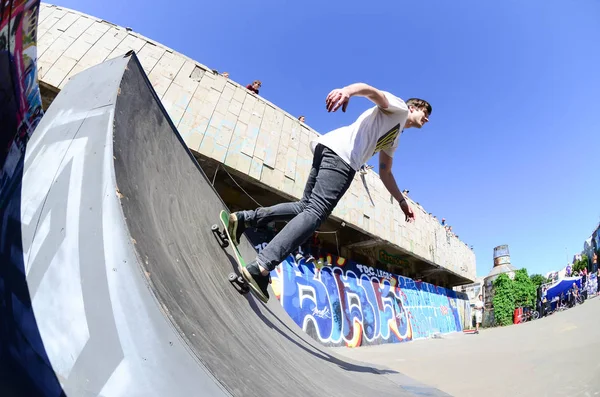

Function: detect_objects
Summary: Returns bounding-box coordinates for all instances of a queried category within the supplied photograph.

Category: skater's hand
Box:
[326,88,351,112]
[400,200,415,223]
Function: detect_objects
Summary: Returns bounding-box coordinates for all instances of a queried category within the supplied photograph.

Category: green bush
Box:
[530,273,550,288]
[513,269,537,308]
[492,273,515,326]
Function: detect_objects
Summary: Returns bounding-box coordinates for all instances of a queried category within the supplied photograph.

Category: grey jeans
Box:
[239,144,356,270]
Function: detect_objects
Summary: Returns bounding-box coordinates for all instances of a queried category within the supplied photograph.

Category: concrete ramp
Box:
[0,52,449,396]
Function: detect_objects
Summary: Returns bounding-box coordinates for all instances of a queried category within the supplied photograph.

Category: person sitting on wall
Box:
[246,80,261,94]
[359,164,374,174]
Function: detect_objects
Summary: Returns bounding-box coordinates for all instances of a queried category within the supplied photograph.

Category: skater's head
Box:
[405,98,431,129]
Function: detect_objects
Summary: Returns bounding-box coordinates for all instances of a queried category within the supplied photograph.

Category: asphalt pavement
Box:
[335,295,600,397]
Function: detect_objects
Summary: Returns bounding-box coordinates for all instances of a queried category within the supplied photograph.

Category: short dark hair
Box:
[406,98,432,116]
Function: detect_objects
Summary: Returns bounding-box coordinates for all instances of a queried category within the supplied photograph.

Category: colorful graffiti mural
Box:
[247,230,470,347]
[0,0,44,190]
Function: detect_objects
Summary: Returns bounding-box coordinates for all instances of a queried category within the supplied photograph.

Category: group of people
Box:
[539,269,600,316]
[539,282,582,315]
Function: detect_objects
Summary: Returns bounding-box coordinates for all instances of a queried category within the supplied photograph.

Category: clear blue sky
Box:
[55,0,600,277]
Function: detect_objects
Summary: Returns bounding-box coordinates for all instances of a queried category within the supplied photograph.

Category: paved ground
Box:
[335,295,600,397]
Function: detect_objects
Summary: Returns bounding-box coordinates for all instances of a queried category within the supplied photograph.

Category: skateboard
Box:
[212,210,269,303]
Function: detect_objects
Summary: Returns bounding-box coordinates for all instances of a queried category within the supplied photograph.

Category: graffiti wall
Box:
[0,0,52,392]
[0,0,44,192]
[247,230,470,347]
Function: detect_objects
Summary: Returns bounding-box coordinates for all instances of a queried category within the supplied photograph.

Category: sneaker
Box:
[228,212,246,246]
[242,260,270,301]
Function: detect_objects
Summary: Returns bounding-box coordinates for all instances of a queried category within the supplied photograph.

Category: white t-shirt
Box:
[475,300,483,311]
[310,92,409,171]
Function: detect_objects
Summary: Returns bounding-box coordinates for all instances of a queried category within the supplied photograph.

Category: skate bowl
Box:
[0,51,450,396]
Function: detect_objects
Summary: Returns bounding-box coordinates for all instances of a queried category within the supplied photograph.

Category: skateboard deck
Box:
[212,210,269,303]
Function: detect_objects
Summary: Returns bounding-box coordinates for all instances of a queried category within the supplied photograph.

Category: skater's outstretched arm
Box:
[325,83,389,113]
[379,151,415,222]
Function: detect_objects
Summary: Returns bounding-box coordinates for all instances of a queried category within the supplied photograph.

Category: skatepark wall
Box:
[0,0,45,191]
[0,0,50,391]
[33,2,477,283]
[248,231,472,347]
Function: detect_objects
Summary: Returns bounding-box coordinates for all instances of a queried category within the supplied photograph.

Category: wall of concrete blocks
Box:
[36,3,477,282]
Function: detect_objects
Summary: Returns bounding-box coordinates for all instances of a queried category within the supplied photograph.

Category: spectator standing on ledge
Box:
[298,115,306,123]
[246,80,261,94]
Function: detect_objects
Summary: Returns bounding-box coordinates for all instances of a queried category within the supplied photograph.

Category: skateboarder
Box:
[228,83,431,300]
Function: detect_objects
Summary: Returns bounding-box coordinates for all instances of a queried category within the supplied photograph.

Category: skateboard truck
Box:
[228,272,250,294]
[211,224,229,248]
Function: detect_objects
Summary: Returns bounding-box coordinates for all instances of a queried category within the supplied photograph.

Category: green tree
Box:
[530,273,549,288]
[513,268,537,308]
[492,273,515,326]
[573,255,589,273]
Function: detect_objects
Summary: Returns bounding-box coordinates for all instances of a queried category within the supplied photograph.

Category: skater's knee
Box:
[304,203,331,224]
[297,198,309,212]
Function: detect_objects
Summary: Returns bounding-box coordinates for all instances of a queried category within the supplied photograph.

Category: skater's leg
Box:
[228,148,319,244]
[255,146,355,273]
[237,164,317,228]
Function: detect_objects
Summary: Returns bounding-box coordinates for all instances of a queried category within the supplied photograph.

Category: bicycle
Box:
[518,308,539,323]
[553,299,568,313]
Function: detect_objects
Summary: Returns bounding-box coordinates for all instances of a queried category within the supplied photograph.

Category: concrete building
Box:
[456,277,485,305]
[481,245,517,325]
[34,2,476,288]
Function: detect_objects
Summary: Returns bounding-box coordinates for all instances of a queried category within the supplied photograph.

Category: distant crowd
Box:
[402,188,472,251]
[539,267,599,316]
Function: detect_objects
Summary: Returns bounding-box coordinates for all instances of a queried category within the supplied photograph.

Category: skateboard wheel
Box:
[237,276,245,285]
[211,224,219,232]
[228,273,237,282]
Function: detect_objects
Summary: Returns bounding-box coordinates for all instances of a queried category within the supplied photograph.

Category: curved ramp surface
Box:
[3,52,450,396]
